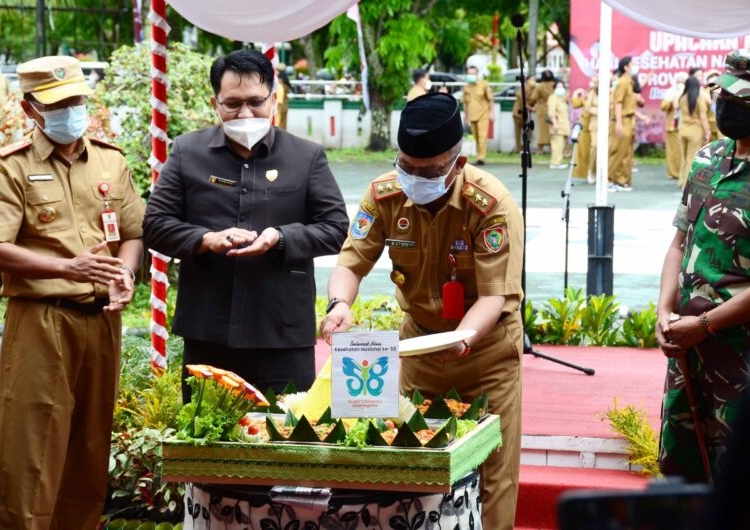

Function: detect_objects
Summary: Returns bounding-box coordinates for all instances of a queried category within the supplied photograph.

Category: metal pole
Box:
[35,0,45,57]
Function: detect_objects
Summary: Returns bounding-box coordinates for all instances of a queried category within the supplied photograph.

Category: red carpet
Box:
[315,341,666,529]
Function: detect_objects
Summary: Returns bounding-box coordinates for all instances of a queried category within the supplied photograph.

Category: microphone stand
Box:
[514,20,594,376]
[561,122,583,291]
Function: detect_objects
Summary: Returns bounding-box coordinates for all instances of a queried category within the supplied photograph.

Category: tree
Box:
[97,42,216,198]
[325,0,470,151]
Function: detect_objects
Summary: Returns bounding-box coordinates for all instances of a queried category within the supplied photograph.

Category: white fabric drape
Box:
[603,0,750,39]
[167,0,359,42]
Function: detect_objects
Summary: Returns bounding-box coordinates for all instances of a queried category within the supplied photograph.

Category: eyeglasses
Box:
[393,154,460,179]
[216,94,272,113]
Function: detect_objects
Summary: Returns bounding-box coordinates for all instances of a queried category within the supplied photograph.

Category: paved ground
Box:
[319,157,680,311]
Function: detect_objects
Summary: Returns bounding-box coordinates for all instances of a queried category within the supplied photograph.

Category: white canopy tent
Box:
[603,0,750,39]
[167,0,359,42]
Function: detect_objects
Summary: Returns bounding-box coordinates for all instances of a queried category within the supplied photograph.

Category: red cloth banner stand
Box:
[149,0,171,375]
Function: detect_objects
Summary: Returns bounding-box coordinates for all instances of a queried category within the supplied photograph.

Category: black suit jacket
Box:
[142,126,348,348]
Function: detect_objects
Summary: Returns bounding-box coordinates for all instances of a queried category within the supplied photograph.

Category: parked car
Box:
[428,71,465,95]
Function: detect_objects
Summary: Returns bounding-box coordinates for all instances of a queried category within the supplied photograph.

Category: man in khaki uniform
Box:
[661,72,687,180]
[0,56,144,529]
[463,65,494,165]
[321,93,524,530]
[607,56,637,191]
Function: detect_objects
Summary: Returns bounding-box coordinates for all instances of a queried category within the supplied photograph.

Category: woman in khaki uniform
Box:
[511,78,535,154]
[571,85,590,178]
[661,73,687,180]
[608,57,637,191]
[462,65,494,165]
[530,69,555,154]
[677,75,710,188]
[583,77,600,183]
[547,81,571,168]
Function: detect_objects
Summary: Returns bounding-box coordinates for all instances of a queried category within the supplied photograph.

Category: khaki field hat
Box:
[708,49,750,99]
[17,55,93,104]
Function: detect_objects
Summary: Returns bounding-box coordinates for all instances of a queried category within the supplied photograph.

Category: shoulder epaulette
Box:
[88,136,123,152]
[461,181,497,214]
[371,177,403,201]
[0,138,32,159]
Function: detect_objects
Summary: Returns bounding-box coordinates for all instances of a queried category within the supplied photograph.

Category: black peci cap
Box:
[397,92,463,158]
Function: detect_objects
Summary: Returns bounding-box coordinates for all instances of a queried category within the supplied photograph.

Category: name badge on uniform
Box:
[28,174,54,182]
[99,182,121,242]
[208,175,237,186]
[102,210,121,242]
[385,239,415,249]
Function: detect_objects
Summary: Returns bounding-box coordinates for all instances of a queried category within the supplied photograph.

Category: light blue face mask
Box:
[395,155,459,205]
[36,104,89,144]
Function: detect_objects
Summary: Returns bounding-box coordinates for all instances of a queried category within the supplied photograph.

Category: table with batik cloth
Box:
[161,414,501,529]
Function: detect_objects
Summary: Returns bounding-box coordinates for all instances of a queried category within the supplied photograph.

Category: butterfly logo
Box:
[342,356,389,396]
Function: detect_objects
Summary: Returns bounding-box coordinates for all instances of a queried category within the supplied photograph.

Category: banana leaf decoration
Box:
[421,390,488,420]
[407,388,426,406]
[365,415,457,448]
[266,407,346,443]
[257,382,299,414]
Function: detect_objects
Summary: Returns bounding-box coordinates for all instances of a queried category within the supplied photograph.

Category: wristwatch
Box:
[275,227,285,251]
[326,298,347,314]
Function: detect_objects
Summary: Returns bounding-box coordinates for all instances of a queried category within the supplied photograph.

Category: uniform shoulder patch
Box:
[371,177,403,201]
[461,182,497,214]
[0,138,32,159]
[88,136,123,152]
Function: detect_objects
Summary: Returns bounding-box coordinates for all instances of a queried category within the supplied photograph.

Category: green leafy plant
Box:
[315,294,404,334]
[535,287,586,345]
[523,299,543,346]
[580,294,621,346]
[620,303,658,348]
[114,334,183,432]
[98,42,216,198]
[605,399,661,477]
[107,427,183,523]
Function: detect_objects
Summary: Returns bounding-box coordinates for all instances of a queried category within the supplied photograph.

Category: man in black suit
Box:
[143,49,349,400]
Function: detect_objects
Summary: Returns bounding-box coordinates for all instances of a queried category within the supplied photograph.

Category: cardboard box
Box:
[161,414,501,493]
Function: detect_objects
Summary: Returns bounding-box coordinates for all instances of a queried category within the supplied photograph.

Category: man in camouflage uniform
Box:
[655,49,750,483]
[321,93,524,530]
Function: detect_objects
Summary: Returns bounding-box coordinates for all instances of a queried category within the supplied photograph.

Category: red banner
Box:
[570,0,750,143]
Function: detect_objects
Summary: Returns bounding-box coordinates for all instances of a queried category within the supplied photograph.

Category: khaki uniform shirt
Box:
[463,81,493,121]
[407,85,428,102]
[678,95,708,135]
[0,129,144,302]
[612,73,636,118]
[585,89,599,133]
[547,93,571,136]
[337,165,524,333]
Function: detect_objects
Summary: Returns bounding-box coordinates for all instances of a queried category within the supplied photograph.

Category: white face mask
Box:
[554,87,566,97]
[395,155,458,205]
[221,116,271,150]
[35,104,89,145]
[424,80,433,91]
